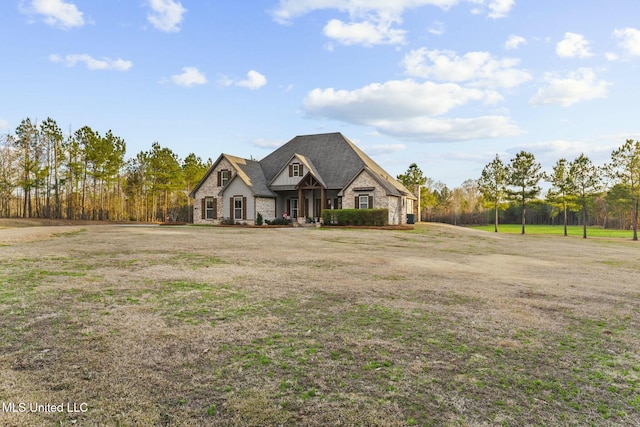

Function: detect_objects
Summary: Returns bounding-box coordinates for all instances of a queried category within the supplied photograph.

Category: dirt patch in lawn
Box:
[0,222,638,426]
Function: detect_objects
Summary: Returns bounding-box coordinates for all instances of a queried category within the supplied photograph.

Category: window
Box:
[205,197,215,219]
[290,198,298,218]
[355,194,373,209]
[289,163,303,177]
[359,195,369,209]
[221,170,230,186]
[234,197,243,220]
[217,170,230,186]
[201,197,217,219]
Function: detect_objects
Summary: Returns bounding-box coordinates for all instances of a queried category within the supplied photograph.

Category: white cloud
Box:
[505,34,526,50]
[218,75,234,87]
[605,52,619,61]
[237,70,268,90]
[147,0,186,32]
[304,80,489,119]
[365,144,407,155]
[613,27,640,56]
[303,79,521,141]
[26,0,84,29]
[271,1,487,24]
[529,68,610,107]
[520,139,616,167]
[556,32,593,58]
[221,71,267,90]
[49,54,132,71]
[323,18,406,46]
[402,48,532,89]
[253,139,285,149]
[487,0,515,19]
[171,67,207,86]
[0,119,9,130]
[427,20,445,35]
[375,116,522,141]
[270,1,513,46]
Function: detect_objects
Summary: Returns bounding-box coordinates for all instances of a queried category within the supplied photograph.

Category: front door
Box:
[289,198,298,218]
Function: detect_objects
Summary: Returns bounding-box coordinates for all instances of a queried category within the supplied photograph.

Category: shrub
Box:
[256,212,263,226]
[265,218,291,226]
[322,209,388,226]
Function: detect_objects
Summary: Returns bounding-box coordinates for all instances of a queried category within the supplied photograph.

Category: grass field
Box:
[0,221,639,426]
[470,223,637,238]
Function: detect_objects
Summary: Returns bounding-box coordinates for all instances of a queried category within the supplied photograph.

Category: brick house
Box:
[190,132,416,225]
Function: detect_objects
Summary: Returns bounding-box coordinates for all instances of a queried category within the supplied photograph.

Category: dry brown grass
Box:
[0,220,639,426]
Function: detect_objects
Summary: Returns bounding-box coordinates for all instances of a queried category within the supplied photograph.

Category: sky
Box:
[2,0,640,187]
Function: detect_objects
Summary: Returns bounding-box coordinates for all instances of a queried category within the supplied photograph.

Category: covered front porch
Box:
[275,175,341,223]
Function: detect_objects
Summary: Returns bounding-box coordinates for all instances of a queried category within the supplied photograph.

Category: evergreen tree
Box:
[507,151,542,234]
[608,139,640,241]
[569,154,601,238]
[544,158,576,236]
[478,154,508,232]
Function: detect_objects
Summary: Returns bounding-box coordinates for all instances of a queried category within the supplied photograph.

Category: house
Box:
[190,132,416,225]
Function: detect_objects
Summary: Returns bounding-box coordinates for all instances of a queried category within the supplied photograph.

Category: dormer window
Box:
[289,163,303,177]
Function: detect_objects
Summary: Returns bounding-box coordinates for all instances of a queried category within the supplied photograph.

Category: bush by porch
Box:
[322,208,389,226]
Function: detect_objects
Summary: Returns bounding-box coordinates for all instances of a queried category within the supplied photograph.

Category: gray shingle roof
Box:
[259,132,415,198]
[192,132,415,200]
[225,155,275,198]
[260,133,362,189]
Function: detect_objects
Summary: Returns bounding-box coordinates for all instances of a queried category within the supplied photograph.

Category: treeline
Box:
[0,117,210,222]
[3,116,638,237]
[398,140,640,240]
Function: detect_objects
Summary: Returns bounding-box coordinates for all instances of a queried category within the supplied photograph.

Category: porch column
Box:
[298,187,304,217]
[320,187,326,218]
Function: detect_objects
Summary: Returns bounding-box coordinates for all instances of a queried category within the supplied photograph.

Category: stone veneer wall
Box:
[342,171,387,210]
[193,157,235,225]
[255,197,276,223]
[342,170,406,225]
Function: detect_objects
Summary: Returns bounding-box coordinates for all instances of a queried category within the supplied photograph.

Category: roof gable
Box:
[190,153,274,198]
[229,156,275,198]
[339,167,416,199]
[268,153,328,188]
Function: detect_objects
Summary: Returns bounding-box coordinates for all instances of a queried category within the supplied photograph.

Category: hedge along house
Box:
[190,132,416,225]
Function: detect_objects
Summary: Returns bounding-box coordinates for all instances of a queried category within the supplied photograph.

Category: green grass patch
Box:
[52,228,87,238]
[469,224,635,238]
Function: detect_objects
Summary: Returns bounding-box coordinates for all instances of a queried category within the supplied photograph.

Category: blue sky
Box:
[2,0,640,187]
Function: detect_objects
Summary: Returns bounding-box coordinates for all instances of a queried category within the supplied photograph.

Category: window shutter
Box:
[212,198,218,219]
[217,171,221,186]
[201,198,205,219]
[355,197,359,209]
[242,197,247,220]
[287,199,290,215]
[368,196,373,209]
[300,165,304,176]
[230,197,233,219]
[289,165,293,177]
